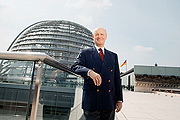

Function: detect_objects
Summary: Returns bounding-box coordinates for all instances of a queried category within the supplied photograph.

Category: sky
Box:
[0,0,180,72]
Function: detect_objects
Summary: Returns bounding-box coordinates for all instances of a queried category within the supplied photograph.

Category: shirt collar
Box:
[95,45,105,54]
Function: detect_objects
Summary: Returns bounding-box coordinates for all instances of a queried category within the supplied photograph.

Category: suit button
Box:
[110,70,113,72]
[92,68,95,70]
[108,90,111,92]
[97,89,99,92]
[108,80,111,83]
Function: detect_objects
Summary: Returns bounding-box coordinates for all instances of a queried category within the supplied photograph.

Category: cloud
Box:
[65,0,112,10]
[131,45,156,65]
[77,15,93,26]
[65,0,112,28]
[133,45,154,52]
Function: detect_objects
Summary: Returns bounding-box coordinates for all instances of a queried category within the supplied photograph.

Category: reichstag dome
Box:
[0,20,94,119]
[9,20,94,66]
[1,20,94,85]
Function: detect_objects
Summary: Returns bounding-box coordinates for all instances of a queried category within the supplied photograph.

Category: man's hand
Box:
[116,101,122,113]
[89,70,102,86]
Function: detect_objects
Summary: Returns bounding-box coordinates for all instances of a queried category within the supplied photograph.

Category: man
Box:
[71,27,123,120]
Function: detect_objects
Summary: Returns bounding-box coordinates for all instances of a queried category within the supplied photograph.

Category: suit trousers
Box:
[84,110,115,120]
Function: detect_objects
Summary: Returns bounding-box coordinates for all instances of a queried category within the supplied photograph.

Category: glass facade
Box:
[9,20,94,67]
[3,20,94,86]
[0,60,33,119]
[134,65,180,76]
[0,59,81,120]
[0,20,94,119]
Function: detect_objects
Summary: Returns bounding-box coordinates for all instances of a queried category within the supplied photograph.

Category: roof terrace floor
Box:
[116,90,180,120]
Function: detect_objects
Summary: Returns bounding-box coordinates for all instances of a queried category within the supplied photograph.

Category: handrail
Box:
[120,68,134,77]
[0,51,81,120]
[0,51,80,77]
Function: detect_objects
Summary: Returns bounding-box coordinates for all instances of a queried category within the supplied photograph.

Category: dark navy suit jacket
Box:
[71,46,123,110]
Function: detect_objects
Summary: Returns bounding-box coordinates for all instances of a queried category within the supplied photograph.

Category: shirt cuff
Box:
[87,70,92,76]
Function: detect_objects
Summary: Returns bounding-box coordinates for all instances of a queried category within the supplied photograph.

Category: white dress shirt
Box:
[95,45,105,55]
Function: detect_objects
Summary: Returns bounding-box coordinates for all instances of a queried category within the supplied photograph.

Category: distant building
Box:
[0,20,94,119]
[121,65,180,92]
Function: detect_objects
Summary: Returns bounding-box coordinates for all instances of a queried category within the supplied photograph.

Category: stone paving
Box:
[115,90,180,120]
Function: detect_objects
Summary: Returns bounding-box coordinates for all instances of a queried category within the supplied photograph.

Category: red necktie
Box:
[98,48,104,61]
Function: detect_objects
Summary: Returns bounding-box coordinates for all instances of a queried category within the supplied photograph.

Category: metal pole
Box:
[126,60,127,72]
[128,75,131,90]
[26,61,36,120]
[30,60,43,120]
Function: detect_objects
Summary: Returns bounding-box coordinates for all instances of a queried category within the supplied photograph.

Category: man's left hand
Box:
[116,101,122,113]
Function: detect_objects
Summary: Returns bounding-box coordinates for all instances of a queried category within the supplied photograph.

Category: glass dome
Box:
[9,20,94,67]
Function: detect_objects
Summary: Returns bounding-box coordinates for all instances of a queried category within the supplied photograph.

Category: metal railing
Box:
[0,51,80,120]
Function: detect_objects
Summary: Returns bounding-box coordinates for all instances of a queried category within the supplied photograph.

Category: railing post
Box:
[30,60,43,120]
[26,61,36,120]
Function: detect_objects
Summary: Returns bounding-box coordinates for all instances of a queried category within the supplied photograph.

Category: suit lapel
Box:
[90,46,103,68]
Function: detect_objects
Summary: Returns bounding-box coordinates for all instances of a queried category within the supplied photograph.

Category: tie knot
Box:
[98,48,103,52]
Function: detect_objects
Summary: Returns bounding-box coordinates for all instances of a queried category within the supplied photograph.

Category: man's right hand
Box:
[89,70,102,86]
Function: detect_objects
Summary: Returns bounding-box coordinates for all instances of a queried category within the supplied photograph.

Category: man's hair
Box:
[92,27,107,35]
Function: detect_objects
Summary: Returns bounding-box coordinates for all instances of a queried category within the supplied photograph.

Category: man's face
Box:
[93,28,107,47]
